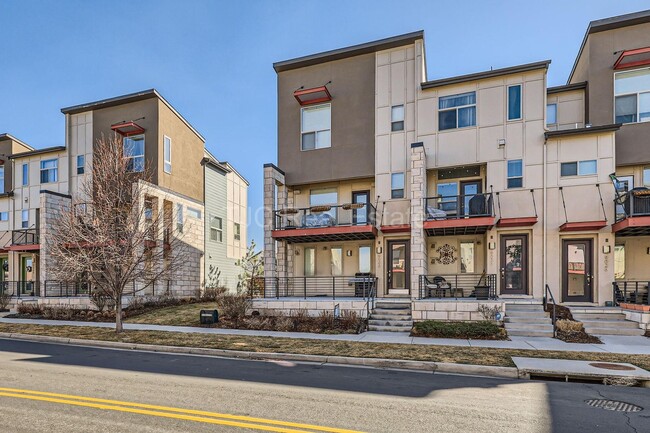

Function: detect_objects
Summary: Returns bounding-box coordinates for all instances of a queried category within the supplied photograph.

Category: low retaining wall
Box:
[251,298,370,318]
[412,300,506,321]
[622,309,650,331]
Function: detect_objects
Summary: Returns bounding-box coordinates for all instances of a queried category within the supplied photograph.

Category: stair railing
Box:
[543,284,557,338]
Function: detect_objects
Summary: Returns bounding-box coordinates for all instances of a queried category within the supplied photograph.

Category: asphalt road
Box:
[0,338,647,433]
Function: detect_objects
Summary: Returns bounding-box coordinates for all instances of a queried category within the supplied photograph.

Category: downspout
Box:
[543,138,547,296]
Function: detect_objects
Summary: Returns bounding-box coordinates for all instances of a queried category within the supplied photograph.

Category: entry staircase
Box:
[368,300,413,332]
[570,307,644,336]
[504,303,554,337]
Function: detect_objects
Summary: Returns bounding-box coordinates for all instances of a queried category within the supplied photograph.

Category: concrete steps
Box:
[569,307,644,336]
[504,303,553,338]
[369,301,412,333]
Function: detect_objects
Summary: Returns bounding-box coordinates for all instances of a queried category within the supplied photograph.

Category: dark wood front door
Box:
[562,239,594,303]
[352,190,369,225]
[387,240,410,294]
[500,234,528,295]
[460,180,482,216]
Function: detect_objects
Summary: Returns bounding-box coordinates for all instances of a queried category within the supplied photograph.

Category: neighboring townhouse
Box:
[261,14,647,326]
[2,89,248,302]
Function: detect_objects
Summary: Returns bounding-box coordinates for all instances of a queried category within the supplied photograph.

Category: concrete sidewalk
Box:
[1,317,649,355]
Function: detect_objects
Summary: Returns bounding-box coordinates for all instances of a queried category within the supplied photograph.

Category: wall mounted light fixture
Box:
[346,250,353,257]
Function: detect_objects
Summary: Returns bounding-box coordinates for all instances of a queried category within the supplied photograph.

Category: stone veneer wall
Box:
[411,300,507,321]
[251,298,371,318]
[623,310,650,331]
[39,190,72,285]
[263,165,286,293]
[410,144,428,298]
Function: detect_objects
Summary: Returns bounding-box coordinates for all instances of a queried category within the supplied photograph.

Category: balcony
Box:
[261,275,377,299]
[423,192,495,236]
[9,229,40,251]
[612,189,650,236]
[418,274,497,299]
[272,203,377,243]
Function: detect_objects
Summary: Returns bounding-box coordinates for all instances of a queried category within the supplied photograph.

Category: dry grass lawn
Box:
[1,323,649,370]
[126,302,220,326]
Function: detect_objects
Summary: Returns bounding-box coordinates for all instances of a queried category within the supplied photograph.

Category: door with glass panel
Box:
[500,234,528,295]
[460,180,482,217]
[562,239,593,303]
[387,240,409,294]
[351,191,369,225]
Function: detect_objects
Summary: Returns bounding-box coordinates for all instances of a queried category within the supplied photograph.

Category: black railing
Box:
[0,281,41,297]
[543,284,557,337]
[44,281,92,297]
[424,192,493,221]
[273,203,377,230]
[418,274,497,299]
[613,281,649,306]
[262,276,377,300]
[12,229,39,245]
[614,189,650,222]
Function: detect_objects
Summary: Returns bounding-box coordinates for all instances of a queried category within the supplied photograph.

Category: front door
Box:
[387,240,409,295]
[352,190,369,225]
[20,255,34,296]
[500,234,528,295]
[562,239,593,303]
[460,180,482,216]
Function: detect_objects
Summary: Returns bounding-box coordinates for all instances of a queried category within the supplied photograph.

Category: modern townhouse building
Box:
[261,11,650,334]
[2,89,248,304]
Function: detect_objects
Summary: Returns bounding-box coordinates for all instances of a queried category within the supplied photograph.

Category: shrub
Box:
[42,305,75,321]
[200,286,227,302]
[477,304,503,321]
[218,293,251,324]
[338,310,364,332]
[556,319,584,333]
[90,289,110,312]
[411,320,506,340]
[17,303,42,315]
[0,289,10,310]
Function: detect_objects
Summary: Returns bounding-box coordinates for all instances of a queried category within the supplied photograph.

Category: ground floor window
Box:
[359,246,371,273]
[304,247,316,276]
[330,247,343,276]
[460,241,475,273]
[614,244,625,280]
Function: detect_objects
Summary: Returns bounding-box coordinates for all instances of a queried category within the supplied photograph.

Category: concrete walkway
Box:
[1,317,649,355]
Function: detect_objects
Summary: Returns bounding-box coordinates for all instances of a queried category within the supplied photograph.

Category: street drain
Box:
[585,399,643,412]
[589,362,636,371]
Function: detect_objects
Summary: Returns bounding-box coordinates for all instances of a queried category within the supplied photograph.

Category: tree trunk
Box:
[115,295,123,333]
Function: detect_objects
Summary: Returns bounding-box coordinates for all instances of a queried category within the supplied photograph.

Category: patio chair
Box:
[426,276,459,298]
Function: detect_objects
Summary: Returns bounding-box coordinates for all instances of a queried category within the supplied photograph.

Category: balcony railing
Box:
[613,281,649,306]
[43,281,92,297]
[614,189,650,222]
[424,192,493,221]
[12,229,39,245]
[273,203,376,230]
[0,281,41,297]
[261,275,377,299]
[418,274,497,299]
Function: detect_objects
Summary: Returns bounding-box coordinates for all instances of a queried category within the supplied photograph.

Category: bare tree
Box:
[45,133,192,332]
[235,240,264,296]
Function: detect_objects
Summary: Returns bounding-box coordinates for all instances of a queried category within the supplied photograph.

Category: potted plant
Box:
[473,271,491,300]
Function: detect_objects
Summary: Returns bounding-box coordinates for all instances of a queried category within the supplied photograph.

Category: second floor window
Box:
[391,105,404,131]
[391,172,405,199]
[123,135,145,172]
[507,85,522,120]
[77,155,85,175]
[0,212,7,221]
[164,136,172,173]
[507,160,523,188]
[234,222,241,240]
[561,160,597,177]
[301,104,331,150]
[176,203,183,233]
[210,216,223,242]
[21,209,29,228]
[22,163,28,186]
[615,67,650,124]
[40,159,58,183]
[546,103,557,125]
[439,92,476,130]
[0,166,4,194]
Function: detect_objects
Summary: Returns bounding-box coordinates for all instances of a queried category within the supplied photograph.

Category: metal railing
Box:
[418,274,497,299]
[262,276,377,300]
[12,229,39,245]
[273,203,377,230]
[424,192,493,221]
[614,189,650,222]
[543,284,557,338]
[0,281,41,297]
[43,281,92,297]
[612,281,649,306]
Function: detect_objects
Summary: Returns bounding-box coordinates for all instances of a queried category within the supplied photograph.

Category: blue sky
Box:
[0,0,648,245]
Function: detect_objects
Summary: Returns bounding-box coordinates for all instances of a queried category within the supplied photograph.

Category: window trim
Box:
[163,135,172,174]
[304,246,316,277]
[123,134,145,173]
[187,207,202,219]
[76,155,85,175]
[22,163,29,186]
[0,165,4,194]
[330,246,343,276]
[210,215,223,243]
[176,203,184,233]
[506,159,523,189]
[0,211,8,222]
[300,103,331,151]
[21,209,29,228]
[438,91,477,131]
[40,159,58,184]
[391,105,405,132]
[234,222,241,241]
[546,103,558,126]
[560,160,598,177]
[507,84,522,121]
[614,67,650,124]
[391,172,405,199]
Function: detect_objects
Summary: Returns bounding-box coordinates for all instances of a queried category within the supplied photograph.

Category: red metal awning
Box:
[6,244,40,251]
[293,86,332,106]
[272,225,376,243]
[559,221,607,232]
[380,224,411,234]
[424,216,495,236]
[612,216,650,236]
[614,47,650,70]
[496,217,538,228]
[111,121,145,137]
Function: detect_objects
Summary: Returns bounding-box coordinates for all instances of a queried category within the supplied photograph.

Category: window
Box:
[507,85,522,120]
[438,92,476,130]
[22,163,28,186]
[123,135,145,172]
[391,105,404,131]
[0,212,8,221]
[310,188,338,220]
[21,210,28,228]
[210,216,223,242]
[614,245,625,280]
[331,247,343,276]
[176,203,183,233]
[40,159,58,183]
[614,68,650,123]
[460,242,475,274]
[0,166,4,194]
[358,246,371,273]
[163,136,172,173]
[507,160,523,188]
[644,167,650,186]
[546,103,557,125]
[77,155,85,175]
[304,247,316,276]
[301,104,331,150]
[188,207,201,219]
[437,182,458,212]
[391,172,405,199]
[234,222,241,240]
[560,160,597,177]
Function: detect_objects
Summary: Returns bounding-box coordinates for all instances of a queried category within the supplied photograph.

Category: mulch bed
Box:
[556,330,602,344]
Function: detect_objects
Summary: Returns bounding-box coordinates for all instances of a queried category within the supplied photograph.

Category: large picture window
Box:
[615,68,650,123]
[301,104,331,150]
[310,188,337,221]
[439,92,476,130]
[40,159,58,183]
[123,135,145,172]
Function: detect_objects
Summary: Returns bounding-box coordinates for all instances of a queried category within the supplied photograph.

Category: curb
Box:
[0,332,519,379]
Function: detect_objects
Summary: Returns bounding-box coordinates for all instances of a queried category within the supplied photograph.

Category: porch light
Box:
[603,245,611,254]
[346,250,353,257]
[488,242,496,250]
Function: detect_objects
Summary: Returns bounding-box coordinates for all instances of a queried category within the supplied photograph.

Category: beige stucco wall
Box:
[226,167,248,260]
[546,89,585,131]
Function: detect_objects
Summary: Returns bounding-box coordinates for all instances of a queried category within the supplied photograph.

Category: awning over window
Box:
[614,47,650,70]
[111,121,145,137]
[294,86,332,106]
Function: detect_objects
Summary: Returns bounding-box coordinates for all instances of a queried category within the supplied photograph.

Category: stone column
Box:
[39,190,72,296]
[410,143,428,299]
[263,164,285,296]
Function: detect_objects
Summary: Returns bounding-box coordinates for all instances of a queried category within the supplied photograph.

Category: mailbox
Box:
[200,309,219,325]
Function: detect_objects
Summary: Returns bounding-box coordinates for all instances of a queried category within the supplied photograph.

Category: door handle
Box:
[500,268,505,278]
